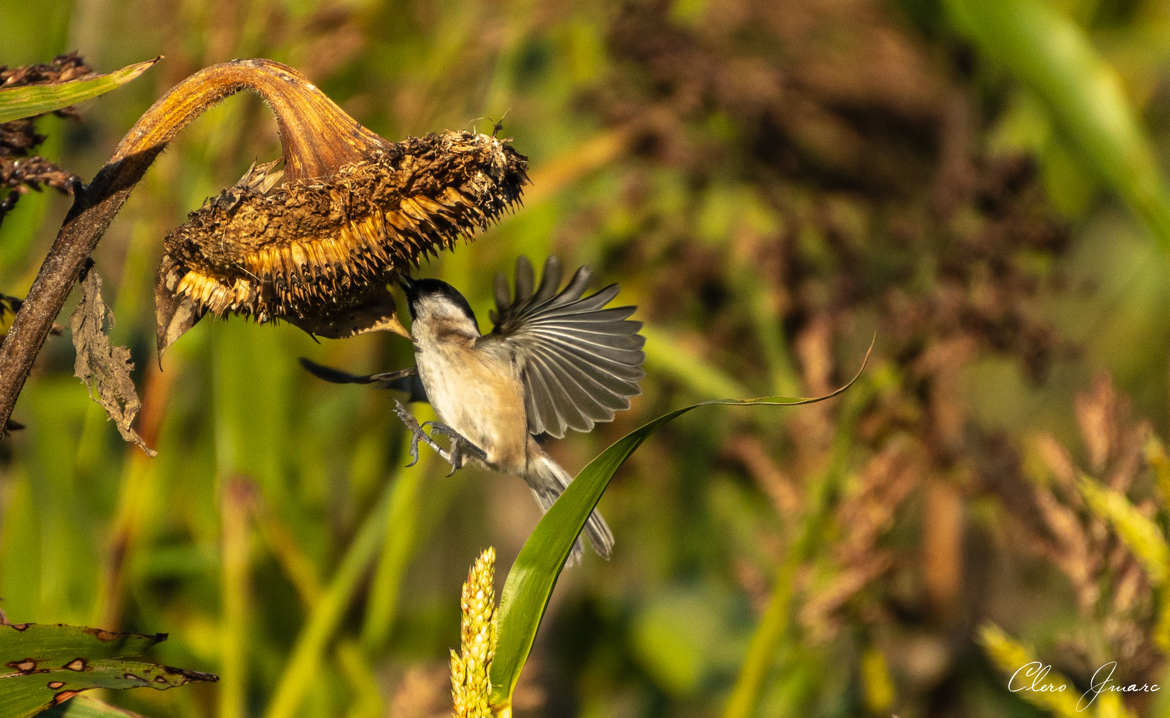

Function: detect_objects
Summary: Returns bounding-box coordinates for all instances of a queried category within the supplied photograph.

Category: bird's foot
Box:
[420,421,488,476]
[391,401,486,475]
[392,400,454,468]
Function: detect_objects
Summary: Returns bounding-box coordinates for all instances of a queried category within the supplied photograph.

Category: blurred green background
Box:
[5,0,1170,716]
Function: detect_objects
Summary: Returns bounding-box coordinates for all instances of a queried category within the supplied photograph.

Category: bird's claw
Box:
[393,400,451,468]
[392,402,485,475]
[423,422,487,475]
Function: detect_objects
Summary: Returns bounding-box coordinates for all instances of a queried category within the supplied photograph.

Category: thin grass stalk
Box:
[359,453,430,651]
[250,484,385,717]
[90,454,151,629]
[722,383,870,718]
[741,274,800,397]
[262,468,397,718]
[337,642,383,718]
[220,478,253,718]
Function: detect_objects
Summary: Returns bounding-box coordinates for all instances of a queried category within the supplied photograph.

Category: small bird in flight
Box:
[301,256,645,562]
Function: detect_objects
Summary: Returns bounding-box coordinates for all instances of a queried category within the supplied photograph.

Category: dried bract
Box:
[156,130,527,351]
[71,269,155,456]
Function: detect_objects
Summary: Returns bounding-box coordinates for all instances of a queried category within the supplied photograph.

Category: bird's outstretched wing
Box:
[298,357,429,403]
[487,256,645,438]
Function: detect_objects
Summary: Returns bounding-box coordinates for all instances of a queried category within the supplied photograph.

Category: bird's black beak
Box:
[397,274,418,319]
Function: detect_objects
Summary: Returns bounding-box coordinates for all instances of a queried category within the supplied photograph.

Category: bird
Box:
[300,256,646,562]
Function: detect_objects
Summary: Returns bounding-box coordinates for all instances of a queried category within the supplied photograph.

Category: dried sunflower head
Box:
[151,60,529,354]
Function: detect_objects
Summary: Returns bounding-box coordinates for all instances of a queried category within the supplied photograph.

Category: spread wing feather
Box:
[487,256,645,438]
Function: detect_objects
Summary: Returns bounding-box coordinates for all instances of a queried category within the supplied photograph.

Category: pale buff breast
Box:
[415,336,529,472]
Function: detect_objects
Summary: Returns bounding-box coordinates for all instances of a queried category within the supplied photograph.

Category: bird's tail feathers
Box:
[524,451,614,565]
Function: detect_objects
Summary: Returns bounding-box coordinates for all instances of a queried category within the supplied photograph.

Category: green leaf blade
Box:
[35,694,146,717]
[488,341,872,707]
[0,58,159,125]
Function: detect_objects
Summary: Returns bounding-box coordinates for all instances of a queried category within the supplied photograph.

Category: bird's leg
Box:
[392,400,455,468]
[419,421,488,476]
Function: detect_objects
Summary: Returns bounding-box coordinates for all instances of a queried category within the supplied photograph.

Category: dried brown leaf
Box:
[70,269,155,456]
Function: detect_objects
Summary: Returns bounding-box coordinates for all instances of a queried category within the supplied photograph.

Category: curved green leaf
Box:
[488,339,874,708]
[0,58,159,125]
[0,622,216,718]
[36,694,146,717]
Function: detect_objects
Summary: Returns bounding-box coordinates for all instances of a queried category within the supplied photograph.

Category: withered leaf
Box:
[70,269,155,456]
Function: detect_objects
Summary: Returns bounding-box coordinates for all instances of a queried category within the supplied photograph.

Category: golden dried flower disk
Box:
[155,130,528,351]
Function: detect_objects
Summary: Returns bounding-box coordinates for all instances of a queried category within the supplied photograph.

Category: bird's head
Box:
[398,275,479,340]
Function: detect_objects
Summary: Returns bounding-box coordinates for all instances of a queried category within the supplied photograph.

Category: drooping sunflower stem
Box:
[0,58,529,436]
[108,59,388,182]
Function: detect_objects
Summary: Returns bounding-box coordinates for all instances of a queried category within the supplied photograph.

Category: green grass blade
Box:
[945,0,1170,247]
[36,694,146,716]
[262,478,395,718]
[488,340,873,708]
[0,623,216,718]
[0,58,159,124]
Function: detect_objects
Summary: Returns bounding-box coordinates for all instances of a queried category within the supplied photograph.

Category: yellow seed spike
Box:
[311,243,330,276]
[253,247,273,277]
[280,246,296,279]
[362,222,389,261]
[398,196,430,222]
[289,241,308,271]
[443,186,472,208]
[270,245,286,278]
[335,225,355,256]
[384,210,410,232]
[349,220,368,249]
[300,243,320,276]
[367,213,389,244]
[317,237,337,266]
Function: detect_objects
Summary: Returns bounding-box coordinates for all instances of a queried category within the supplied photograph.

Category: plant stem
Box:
[721,383,870,718]
[359,461,428,651]
[221,477,254,718]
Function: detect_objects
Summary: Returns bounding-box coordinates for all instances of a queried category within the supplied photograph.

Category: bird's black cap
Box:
[398,275,476,324]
